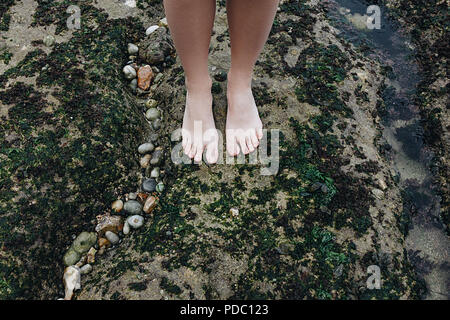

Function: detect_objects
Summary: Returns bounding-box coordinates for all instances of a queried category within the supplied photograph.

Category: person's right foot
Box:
[182,79,219,163]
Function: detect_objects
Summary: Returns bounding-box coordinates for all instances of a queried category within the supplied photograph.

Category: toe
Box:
[238,136,249,154]
[256,127,263,140]
[206,142,218,164]
[250,130,259,149]
[245,136,255,153]
[184,140,192,157]
[194,144,204,162]
[226,134,238,156]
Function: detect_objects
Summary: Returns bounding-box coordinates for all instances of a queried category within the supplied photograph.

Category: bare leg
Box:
[225,0,279,156]
[163,0,218,163]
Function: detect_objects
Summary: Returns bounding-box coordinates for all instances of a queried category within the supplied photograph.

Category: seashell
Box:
[63,266,81,300]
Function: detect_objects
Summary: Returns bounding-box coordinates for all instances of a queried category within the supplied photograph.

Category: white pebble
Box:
[127,215,144,229]
[80,264,93,275]
[128,43,139,55]
[146,25,159,35]
[123,221,130,235]
[123,65,136,80]
[105,231,119,244]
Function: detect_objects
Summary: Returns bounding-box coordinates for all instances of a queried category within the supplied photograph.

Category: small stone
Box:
[63,266,81,300]
[124,200,143,215]
[138,142,155,154]
[80,264,93,275]
[137,65,154,90]
[145,99,158,109]
[128,43,139,55]
[150,149,162,165]
[72,232,97,255]
[43,35,55,47]
[123,221,130,235]
[145,108,160,121]
[127,215,144,229]
[105,231,119,244]
[142,178,157,192]
[372,188,384,199]
[143,196,157,214]
[156,182,165,193]
[378,179,387,190]
[123,65,137,80]
[145,25,159,35]
[229,208,239,217]
[149,133,159,143]
[111,200,124,213]
[214,71,227,82]
[137,192,148,202]
[150,167,160,178]
[159,17,168,27]
[129,78,137,91]
[98,237,111,248]
[63,249,81,267]
[140,154,152,168]
[170,129,182,142]
[86,247,97,264]
[95,214,123,235]
[126,194,137,202]
[152,119,162,130]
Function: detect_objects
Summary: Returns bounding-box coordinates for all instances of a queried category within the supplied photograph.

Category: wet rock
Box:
[145,108,160,121]
[105,231,119,245]
[128,43,139,55]
[63,266,81,300]
[150,149,163,165]
[214,71,227,82]
[145,98,158,109]
[72,232,97,255]
[80,264,93,275]
[86,247,97,264]
[63,249,81,267]
[138,142,155,154]
[143,196,157,214]
[139,27,174,65]
[156,182,165,193]
[137,65,154,90]
[123,65,137,80]
[140,154,152,169]
[124,200,143,215]
[95,214,123,235]
[111,200,124,213]
[123,221,130,235]
[150,167,160,178]
[171,128,182,142]
[145,25,159,35]
[127,215,144,229]
[142,178,157,192]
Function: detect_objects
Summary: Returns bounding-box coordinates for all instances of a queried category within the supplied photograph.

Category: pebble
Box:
[152,119,162,130]
[145,25,159,35]
[170,129,182,142]
[128,192,137,200]
[63,249,81,267]
[150,167,160,178]
[143,196,157,214]
[127,215,144,229]
[138,142,155,154]
[123,221,130,235]
[128,43,139,55]
[137,65,154,90]
[98,237,111,248]
[145,108,160,121]
[129,78,137,91]
[159,17,168,27]
[80,264,93,275]
[72,232,97,254]
[63,266,81,300]
[149,133,159,143]
[146,99,158,109]
[95,214,123,235]
[105,231,119,245]
[44,35,55,47]
[123,65,137,80]
[142,178,157,192]
[156,182,165,193]
[229,208,239,217]
[378,178,388,190]
[124,200,143,215]
[150,149,162,165]
[140,154,152,169]
[86,247,97,264]
[372,188,384,199]
[111,200,124,213]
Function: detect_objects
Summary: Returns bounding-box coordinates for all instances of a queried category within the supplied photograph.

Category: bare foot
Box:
[226,73,263,156]
[182,79,219,163]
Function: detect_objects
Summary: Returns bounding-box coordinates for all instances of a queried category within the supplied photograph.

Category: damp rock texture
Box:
[1,0,442,300]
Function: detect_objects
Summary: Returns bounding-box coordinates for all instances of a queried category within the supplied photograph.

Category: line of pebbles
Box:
[60,18,180,300]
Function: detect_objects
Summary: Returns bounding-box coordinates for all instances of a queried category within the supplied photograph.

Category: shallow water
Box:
[326,0,449,299]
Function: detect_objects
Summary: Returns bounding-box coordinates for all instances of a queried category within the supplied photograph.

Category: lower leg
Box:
[163,0,219,163]
[225,0,279,155]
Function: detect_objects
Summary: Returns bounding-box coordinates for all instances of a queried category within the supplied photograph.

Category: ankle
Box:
[227,70,253,90]
[185,76,212,93]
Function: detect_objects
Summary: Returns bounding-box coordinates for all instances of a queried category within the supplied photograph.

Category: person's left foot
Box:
[226,73,263,156]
